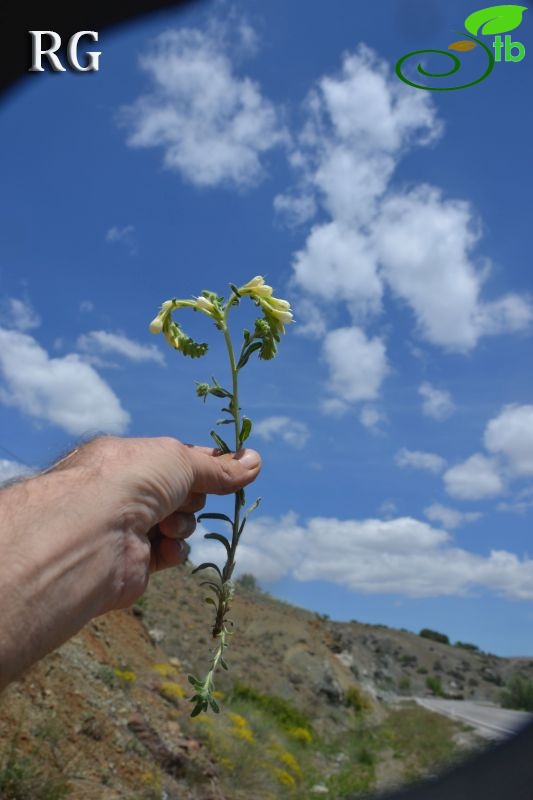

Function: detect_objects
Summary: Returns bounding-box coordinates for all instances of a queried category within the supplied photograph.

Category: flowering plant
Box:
[149,276,292,716]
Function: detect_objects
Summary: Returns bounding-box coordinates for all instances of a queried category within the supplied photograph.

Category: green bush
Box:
[398,677,411,693]
[501,675,533,712]
[426,676,446,698]
[419,629,450,645]
[455,641,479,653]
[344,685,372,714]
[0,753,70,800]
[235,573,260,592]
[229,682,313,732]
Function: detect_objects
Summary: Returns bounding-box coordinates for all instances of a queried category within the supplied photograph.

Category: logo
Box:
[29,31,101,73]
[396,4,527,90]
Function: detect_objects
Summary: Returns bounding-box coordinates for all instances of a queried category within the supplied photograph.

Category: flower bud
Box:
[196,296,216,314]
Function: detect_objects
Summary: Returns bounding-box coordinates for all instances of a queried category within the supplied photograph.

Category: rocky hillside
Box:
[1,565,531,799]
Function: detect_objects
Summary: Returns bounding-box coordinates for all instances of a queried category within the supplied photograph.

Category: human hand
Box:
[0,436,261,688]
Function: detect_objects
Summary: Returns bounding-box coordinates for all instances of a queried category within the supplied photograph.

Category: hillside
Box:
[1,564,531,799]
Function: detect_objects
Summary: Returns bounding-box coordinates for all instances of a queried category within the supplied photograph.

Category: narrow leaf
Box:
[197,512,233,526]
[237,488,246,507]
[204,596,217,606]
[229,283,241,298]
[209,697,220,713]
[464,4,527,36]
[210,430,231,454]
[240,417,252,444]
[191,561,223,580]
[237,341,262,370]
[239,497,261,535]
[190,704,203,718]
[204,532,232,557]
[216,418,235,425]
[220,657,229,671]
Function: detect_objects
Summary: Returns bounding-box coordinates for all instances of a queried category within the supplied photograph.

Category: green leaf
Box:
[465,4,527,35]
[190,703,204,718]
[239,497,262,534]
[210,430,231,454]
[209,697,220,713]
[229,283,241,298]
[204,596,217,606]
[220,657,229,671]
[237,488,246,507]
[200,580,223,599]
[237,341,262,369]
[197,512,233,526]
[240,417,252,444]
[188,674,203,688]
[204,532,232,558]
[191,562,223,580]
[216,418,235,425]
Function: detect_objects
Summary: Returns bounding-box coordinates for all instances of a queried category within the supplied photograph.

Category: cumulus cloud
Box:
[395,447,446,474]
[279,44,531,371]
[322,327,388,413]
[3,298,41,332]
[79,300,94,313]
[0,328,130,436]
[484,404,533,477]
[77,330,165,366]
[191,511,533,600]
[444,454,504,501]
[359,405,386,433]
[0,458,33,486]
[424,503,482,530]
[119,22,286,189]
[419,381,455,421]
[254,416,309,448]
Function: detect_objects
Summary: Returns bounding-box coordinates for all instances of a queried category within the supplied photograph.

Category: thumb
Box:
[186,446,261,495]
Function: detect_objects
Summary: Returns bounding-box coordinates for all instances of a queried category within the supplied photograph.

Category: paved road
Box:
[415,698,533,740]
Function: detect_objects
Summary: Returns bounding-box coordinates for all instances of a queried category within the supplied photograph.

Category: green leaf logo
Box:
[464,4,527,36]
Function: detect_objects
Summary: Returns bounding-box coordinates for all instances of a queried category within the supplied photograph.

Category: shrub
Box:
[455,641,480,653]
[229,683,312,732]
[501,675,533,712]
[419,629,450,645]
[235,573,260,592]
[344,685,372,714]
[426,676,446,697]
[398,677,411,693]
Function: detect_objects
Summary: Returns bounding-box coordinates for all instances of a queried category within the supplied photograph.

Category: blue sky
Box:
[1,0,533,656]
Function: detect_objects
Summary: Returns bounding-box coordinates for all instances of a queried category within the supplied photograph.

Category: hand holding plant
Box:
[149,276,292,716]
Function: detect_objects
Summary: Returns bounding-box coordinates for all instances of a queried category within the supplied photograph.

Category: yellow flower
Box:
[114,669,137,683]
[151,662,178,678]
[273,768,296,787]
[227,712,248,728]
[288,727,312,744]
[158,681,187,703]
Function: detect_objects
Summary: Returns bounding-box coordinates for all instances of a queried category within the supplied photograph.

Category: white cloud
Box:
[419,381,455,421]
[0,328,130,436]
[484,404,533,477]
[77,330,165,366]
[424,503,482,530]
[254,416,309,448]
[395,447,446,474]
[322,327,388,412]
[106,225,137,254]
[292,298,327,340]
[279,45,531,359]
[444,453,504,500]
[292,222,382,319]
[359,405,386,433]
[192,511,533,600]
[4,298,41,332]
[80,300,94,313]
[0,459,33,486]
[119,22,286,189]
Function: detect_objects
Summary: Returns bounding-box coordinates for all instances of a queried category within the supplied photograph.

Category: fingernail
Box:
[235,449,260,469]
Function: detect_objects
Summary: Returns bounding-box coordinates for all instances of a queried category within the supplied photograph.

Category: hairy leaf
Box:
[197,512,233,526]
[210,430,231,454]
[191,562,223,580]
[240,417,252,444]
[204,532,232,558]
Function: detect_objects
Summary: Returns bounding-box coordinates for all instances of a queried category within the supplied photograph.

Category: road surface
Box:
[415,697,533,740]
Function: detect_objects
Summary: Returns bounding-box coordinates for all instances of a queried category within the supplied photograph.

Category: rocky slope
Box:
[0,564,530,799]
